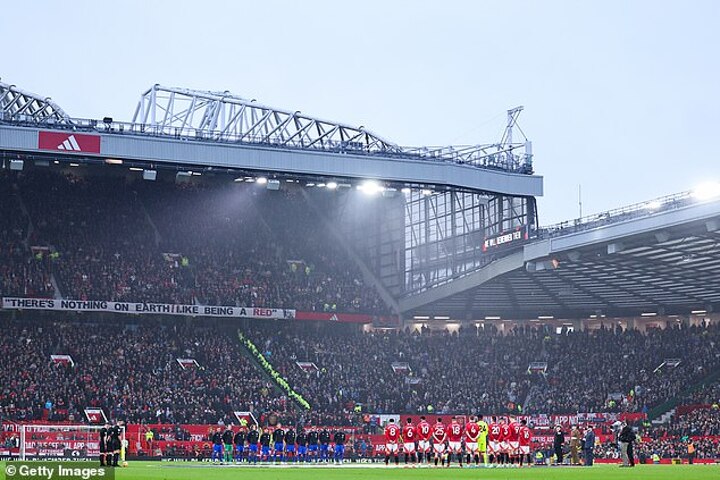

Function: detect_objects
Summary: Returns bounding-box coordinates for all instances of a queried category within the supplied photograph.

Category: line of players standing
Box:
[210,424,347,464]
[98,421,124,467]
[383,415,533,468]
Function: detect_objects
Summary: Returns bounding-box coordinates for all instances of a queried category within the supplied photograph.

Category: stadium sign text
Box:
[1,297,295,320]
[482,225,529,252]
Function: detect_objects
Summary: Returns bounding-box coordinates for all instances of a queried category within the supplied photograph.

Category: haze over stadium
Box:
[1,0,719,477]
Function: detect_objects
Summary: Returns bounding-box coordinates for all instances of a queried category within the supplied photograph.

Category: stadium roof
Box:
[132,85,533,172]
[0,80,71,124]
[0,80,542,196]
[402,191,720,320]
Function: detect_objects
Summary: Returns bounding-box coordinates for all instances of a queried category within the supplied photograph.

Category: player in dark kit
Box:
[284,427,297,462]
[211,427,223,463]
[99,423,109,466]
[259,429,272,462]
[333,429,346,463]
[247,425,260,464]
[233,428,246,463]
[296,428,308,463]
[108,421,123,467]
[272,425,285,463]
[307,428,319,462]
[319,428,331,463]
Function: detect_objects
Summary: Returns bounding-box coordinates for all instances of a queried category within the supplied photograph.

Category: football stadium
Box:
[0,74,719,480]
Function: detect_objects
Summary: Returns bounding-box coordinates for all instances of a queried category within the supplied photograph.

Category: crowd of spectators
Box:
[525,323,720,414]
[240,321,720,419]
[679,380,720,406]
[20,172,189,304]
[0,310,718,442]
[141,182,385,313]
[246,322,538,416]
[0,316,292,424]
[5,170,386,314]
[651,406,720,438]
[0,172,54,298]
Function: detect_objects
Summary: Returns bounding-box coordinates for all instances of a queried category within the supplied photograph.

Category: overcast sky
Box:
[2,0,718,224]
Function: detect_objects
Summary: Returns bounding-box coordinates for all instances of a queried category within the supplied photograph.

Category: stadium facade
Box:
[1,80,719,327]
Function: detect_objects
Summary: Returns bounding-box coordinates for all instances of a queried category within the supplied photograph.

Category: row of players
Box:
[383,415,533,467]
[206,415,533,467]
[210,423,348,464]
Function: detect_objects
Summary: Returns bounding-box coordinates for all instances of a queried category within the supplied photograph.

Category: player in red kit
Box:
[465,415,481,465]
[499,418,511,465]
[518,420,532,467]
[431,418,447,467]
[487,416,501,466]
[446,417,463,467]
[384,419,400,466]
[415,416,431,464]
[402,418,417,465]
[508,417,521,465]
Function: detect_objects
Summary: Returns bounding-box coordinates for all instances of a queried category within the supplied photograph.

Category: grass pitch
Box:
[4,462,719,480]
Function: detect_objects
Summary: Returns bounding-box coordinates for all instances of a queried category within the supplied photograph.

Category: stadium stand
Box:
[0,316,292,424]
[242,322,532,416]
[0,172,54,299]
[523,323,720,414]
[7,170,386,314]
[0,312,717,427]
[651,406,720,438]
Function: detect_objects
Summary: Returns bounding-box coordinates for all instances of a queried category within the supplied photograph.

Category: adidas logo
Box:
[329,314,339,322]
[57,135,82,151]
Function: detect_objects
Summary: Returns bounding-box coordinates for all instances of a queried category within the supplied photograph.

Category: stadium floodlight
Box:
[692,181,720,200]
[305,182,315,187]
[484,316,501,320]
[413,315,430,320]
[69,163,80,167]
[401,187,411,194]
[317,183,326,188]
[434,315,450,320]
[538,315,554,320]
[256,177,268,185]
[640,312,657,317]
[104,158,123,165]
[691,310,707,314]
[358,180,383,195]
[326,181,338,190]
[129,167,143,172]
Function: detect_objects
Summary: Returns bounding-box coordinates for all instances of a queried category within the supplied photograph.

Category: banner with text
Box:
[1,297,295,320]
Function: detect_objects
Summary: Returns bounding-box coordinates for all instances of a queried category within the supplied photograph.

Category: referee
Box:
[99,422,110,466]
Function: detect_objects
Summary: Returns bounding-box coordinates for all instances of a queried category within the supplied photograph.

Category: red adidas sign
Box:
[38,131,101,154]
